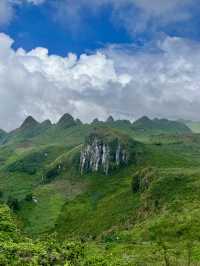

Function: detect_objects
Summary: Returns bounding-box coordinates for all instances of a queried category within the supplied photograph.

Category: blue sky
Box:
[1,0,200,130]
[2,1,130,55]
[1,0,200,55]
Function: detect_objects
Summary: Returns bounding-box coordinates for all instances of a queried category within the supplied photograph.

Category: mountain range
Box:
[1,113,200,265]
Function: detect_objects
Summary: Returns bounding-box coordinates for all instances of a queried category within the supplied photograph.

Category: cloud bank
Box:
[1,0,197,36]
[0,33,200,130]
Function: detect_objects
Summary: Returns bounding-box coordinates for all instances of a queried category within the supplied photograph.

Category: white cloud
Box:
[118,0,195,34]
[53,0,198,36]
[0,33,129,130]
[1,33,200,130]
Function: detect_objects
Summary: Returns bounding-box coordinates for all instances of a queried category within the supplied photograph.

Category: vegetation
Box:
[132,116,192,135]
[1,114,200,265]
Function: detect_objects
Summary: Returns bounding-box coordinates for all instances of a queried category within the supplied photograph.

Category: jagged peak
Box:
[41,119,52,127]
[57,113,76,128]
[20,116,39,130]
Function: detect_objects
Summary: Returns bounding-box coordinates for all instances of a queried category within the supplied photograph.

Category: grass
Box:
[18,185,65,235]
[56,168,139,238]
[2,119,200,264]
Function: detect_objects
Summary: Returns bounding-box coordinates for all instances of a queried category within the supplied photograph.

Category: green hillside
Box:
[132,116,191,135]
[1,114,200,265]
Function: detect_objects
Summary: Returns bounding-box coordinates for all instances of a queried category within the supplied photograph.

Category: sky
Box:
[1,0,200,130]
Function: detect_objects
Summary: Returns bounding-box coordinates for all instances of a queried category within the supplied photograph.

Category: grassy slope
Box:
[0,123,97,236]
[56,138,200,236]
[54,140,200,264]
[2,119,200,264]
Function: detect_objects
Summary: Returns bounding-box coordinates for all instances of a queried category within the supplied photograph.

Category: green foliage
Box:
[0,204,86,265]
[2,115,200,265]
[7,196,20,211]
[132,167,156,193]
[6,146,62,175]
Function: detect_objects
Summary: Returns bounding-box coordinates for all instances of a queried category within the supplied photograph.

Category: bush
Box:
[7,197,20,211]
[132,168,156,193]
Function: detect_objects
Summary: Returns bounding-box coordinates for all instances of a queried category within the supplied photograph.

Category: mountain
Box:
[1,114,200,265]
[20,116,39,130]
[132,116,191,134]
[40,119,52,128]
[180,119,200,133]
[57,113,77,128]
[3,116,53,145]
[0,129,7,141]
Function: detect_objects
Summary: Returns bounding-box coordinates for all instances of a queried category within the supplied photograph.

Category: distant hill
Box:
[57,113,77,128]
[132,116,191,134]
[0,129,6,137]
[0,129,7,144]
[0,115,193,148]
[179,119,200,133]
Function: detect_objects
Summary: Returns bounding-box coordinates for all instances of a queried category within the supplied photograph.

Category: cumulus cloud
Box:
[0,33,129,130]
[1,32,200,130]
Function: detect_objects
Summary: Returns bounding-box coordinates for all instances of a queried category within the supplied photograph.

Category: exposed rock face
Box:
[80,132,129,175]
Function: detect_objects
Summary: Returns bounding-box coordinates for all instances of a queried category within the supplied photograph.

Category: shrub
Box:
[7,197,20,211]
[132,168,156,193]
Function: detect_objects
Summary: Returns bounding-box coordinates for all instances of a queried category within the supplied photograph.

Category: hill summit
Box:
[57,113,77,128]
[132,116,191,134]
[20,116,39,130]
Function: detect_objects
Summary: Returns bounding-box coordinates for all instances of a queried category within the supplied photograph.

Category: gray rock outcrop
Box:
[80,131,129,175]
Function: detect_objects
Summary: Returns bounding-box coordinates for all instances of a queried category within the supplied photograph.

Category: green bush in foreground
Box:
[2,202,200,265]
[0,204,84,265]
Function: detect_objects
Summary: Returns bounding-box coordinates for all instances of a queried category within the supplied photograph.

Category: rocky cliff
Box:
[80,129,132,175]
